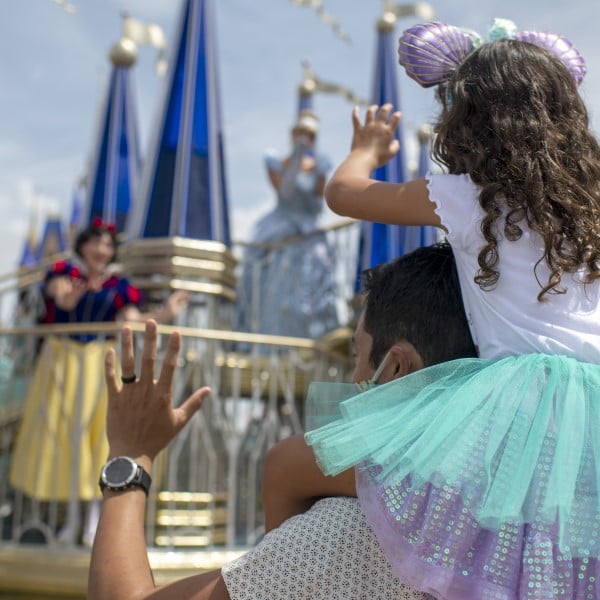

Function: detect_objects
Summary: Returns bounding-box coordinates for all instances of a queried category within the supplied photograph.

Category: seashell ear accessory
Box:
[398,18,587,87]
[513,30,587,86]
[397,22,475,88]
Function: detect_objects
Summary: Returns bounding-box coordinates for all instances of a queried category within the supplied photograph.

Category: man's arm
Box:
[90,488,228,599]
[87,320,229,600]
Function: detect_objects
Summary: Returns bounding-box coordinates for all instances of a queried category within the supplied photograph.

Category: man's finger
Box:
[176,387,211,428]
[139,320,158,384]
[105,348,120,398]
[120,326,136,382]
[156,331,181,399]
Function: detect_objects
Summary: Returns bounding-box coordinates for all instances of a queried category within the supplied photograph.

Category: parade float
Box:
[0,1,436,596]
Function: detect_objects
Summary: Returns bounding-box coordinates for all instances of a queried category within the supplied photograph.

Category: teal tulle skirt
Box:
[304,355,600,599]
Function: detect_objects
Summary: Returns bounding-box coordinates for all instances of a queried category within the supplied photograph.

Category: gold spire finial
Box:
[298,60,368,106]
[417,123,434,144]
[109,38,138,68]
[290,0,352,44]
[121,14,168,75]
[378,2,435,32]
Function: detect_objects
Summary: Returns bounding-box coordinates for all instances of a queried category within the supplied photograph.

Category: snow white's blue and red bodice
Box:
[39,260,143,343]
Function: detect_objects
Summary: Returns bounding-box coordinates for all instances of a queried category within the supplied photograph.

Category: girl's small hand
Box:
[350,104,402,168]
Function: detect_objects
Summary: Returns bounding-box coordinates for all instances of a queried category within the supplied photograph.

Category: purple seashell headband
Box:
[398,18,587,87]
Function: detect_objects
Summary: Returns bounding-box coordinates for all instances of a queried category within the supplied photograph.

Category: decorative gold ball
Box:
[418,124,434,144]
[109,38,138,68]
[299,79,317,95]
[377,11,397,33]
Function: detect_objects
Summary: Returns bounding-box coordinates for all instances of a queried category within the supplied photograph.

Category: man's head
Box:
[352,242,476,384]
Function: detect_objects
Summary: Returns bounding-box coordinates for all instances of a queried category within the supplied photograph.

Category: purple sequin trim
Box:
[357,468,600,599]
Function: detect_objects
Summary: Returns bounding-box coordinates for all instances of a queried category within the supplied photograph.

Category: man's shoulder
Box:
[222,497,430,600]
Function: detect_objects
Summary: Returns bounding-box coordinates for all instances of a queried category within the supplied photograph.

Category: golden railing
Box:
[0,220,360,597]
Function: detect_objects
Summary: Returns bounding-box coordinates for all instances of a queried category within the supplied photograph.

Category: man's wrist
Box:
[99,456,152,496]
[107,452,153,472]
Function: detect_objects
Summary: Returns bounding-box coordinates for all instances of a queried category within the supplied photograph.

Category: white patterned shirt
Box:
[221,496,432,600]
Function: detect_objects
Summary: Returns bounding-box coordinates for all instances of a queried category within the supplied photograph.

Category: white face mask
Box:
[304,351,393,431]
[355,351,392,392]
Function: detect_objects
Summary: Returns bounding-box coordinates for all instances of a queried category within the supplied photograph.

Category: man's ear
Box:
[384,342,424,381]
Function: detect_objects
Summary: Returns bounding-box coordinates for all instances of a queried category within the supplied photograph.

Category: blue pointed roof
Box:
[297,61,316,118]
[298,94,314,114]
[83,39,141,234]
[19,230,38,268]
[355,17,407,288]
[127,0,231,246]
[298,86,314,114]
[69,181,84,228]
[18,205,39,268]
[355,15,436,288]
[36,216,68,262]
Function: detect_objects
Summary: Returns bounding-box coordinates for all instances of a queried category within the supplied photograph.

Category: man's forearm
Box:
[88,470,155,600]
[88,483,230,600]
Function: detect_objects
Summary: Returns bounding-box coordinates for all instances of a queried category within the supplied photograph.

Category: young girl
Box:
[264,18,600,599]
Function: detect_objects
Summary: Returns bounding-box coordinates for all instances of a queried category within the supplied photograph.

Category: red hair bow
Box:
[91,217,116,234]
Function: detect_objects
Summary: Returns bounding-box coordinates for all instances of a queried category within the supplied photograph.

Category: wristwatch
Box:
[99,456,152,496]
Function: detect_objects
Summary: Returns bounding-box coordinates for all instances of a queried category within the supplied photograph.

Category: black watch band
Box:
[99,456,152,496]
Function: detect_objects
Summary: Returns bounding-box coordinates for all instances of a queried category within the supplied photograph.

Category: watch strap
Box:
[133,466,152,496]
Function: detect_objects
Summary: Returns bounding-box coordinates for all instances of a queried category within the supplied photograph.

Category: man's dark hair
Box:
[362,242,477,367]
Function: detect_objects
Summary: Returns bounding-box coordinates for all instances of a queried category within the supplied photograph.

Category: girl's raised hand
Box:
[350,104,402,168]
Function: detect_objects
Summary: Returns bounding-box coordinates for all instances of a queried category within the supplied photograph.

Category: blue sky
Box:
[1,0,599,279]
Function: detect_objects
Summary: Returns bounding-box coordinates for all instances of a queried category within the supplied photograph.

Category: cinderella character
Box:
[237,110,339,340]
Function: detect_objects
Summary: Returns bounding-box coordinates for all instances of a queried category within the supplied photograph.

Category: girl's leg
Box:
[262,433,356,532]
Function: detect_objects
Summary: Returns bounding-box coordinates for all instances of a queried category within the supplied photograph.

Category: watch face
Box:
[102,457,137,487]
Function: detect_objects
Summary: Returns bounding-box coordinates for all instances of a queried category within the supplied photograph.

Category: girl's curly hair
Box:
[433,39,600,300]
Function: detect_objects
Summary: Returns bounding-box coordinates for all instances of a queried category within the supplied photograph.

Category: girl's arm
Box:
[326,104,444,230]
[262,434,356,532]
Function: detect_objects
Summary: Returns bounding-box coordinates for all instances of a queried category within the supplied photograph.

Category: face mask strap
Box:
[355,350,392,392]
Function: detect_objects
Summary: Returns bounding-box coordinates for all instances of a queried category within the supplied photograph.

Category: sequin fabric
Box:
[359,470,600,599]
[221,497,433,600]
[306,354,600,598]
